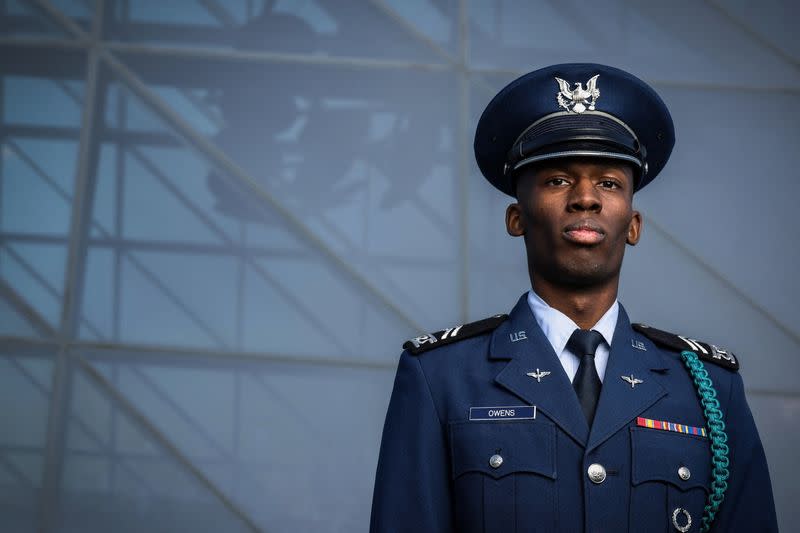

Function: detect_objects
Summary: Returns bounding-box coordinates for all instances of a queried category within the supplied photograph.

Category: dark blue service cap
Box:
[474,63,674,196]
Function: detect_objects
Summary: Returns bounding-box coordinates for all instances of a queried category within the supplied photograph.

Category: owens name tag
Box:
[469,406,536,421]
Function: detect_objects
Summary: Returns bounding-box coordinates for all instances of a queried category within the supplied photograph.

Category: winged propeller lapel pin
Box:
[555,75,600,113]
[526,368,551,383]
[621,374,644,389]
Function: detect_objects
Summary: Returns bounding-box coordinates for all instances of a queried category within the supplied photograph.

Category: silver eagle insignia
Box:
[621,374,644,389]
[555,75,600,114]
[526,368,551,383]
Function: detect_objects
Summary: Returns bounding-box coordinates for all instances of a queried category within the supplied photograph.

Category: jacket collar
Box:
[490,294,668,450]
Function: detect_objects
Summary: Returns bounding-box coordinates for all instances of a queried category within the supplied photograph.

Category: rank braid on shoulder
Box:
[632,323,739,371]
[403,314,508,355]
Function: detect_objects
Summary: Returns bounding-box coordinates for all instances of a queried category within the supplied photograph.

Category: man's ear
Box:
[506,203,525,237]
[626,209,642,245]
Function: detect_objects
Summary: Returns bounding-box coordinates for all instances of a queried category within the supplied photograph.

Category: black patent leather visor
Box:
[504,111,647,178]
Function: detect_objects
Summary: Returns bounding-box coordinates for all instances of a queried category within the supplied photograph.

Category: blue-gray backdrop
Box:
[1,1,798,531]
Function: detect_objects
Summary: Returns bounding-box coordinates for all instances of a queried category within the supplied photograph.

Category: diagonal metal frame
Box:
[7,354,164,501]
[0,277,56,337]
[122,363,320,501]
[0,451,36,489]
[0,242,106,339]
[72,350,264,532]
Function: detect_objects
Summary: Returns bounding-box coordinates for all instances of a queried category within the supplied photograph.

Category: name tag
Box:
[469,405,536,421]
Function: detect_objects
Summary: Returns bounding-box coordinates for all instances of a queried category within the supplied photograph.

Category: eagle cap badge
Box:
[555,74,600,113]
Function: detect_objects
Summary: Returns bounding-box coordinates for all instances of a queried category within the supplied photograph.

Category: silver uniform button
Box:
[678,466,691,481]
[489,454,503,469]
[587,463,606,484]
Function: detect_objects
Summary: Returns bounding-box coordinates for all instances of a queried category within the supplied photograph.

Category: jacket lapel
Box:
[491,295,590,447]
[586,307,668,452]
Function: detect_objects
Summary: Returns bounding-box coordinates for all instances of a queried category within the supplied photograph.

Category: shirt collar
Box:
[526,289,619,354]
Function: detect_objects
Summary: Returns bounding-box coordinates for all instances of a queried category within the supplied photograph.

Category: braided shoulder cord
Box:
[680,350,730,532]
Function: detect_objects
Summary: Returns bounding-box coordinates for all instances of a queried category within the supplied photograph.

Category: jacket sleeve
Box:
[711,371,778,532]
[369,351,453,533]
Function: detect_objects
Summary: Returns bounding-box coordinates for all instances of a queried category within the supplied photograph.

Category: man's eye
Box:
[547,177,569,186]
[599,179,621,189]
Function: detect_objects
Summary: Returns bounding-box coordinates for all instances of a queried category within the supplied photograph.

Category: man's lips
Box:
[563,221,606,245]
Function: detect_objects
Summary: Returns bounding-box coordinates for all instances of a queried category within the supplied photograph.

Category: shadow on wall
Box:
[206,3,444,223]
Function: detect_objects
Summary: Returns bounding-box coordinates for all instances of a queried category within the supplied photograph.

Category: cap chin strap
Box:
[503,110,649,184]
[512,150,643,173]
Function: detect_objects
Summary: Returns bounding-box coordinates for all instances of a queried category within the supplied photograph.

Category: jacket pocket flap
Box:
[631,427,711,492]
[449,420,556,480]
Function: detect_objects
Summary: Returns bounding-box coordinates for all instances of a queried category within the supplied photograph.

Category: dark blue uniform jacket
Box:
[370,295,777,532]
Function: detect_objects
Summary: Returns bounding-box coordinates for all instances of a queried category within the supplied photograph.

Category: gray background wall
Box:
[0,1,797,531]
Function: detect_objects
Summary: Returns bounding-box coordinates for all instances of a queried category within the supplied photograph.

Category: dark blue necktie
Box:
[566,329,604,425]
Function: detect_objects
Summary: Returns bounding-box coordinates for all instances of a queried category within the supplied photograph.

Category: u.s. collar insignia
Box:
[555,74,600,113]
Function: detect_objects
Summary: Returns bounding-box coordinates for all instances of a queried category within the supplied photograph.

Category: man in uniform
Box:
[369,64,778,532]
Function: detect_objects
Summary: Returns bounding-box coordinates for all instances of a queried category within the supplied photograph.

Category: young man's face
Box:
[506,158,642,289]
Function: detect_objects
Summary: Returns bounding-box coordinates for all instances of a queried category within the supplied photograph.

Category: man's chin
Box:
[544,262,620,289]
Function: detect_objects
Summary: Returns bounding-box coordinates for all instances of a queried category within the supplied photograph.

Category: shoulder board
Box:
[632,323,739,371]
[403,314,508,355]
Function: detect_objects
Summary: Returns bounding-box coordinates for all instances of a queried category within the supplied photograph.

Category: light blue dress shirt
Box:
[526,289,618,383]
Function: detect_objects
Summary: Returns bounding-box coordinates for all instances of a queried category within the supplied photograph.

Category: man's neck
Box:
[531,277,619,330]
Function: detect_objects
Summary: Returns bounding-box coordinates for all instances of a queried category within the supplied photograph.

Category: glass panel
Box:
[0,350,54,533]
[57,358,252,533]
[105,0,458,63]
[0,0,73,37]
[4,78,84,127]
[50,0,93,25]
[79,352,395,532]
[1,76,84,330]
[0,243,67,329]
[0,296,40,337]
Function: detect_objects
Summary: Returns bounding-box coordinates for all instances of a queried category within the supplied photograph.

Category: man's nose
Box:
[567,180,601,212]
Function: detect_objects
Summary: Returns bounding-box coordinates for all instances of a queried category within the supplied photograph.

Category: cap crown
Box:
[474,63,675,195]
